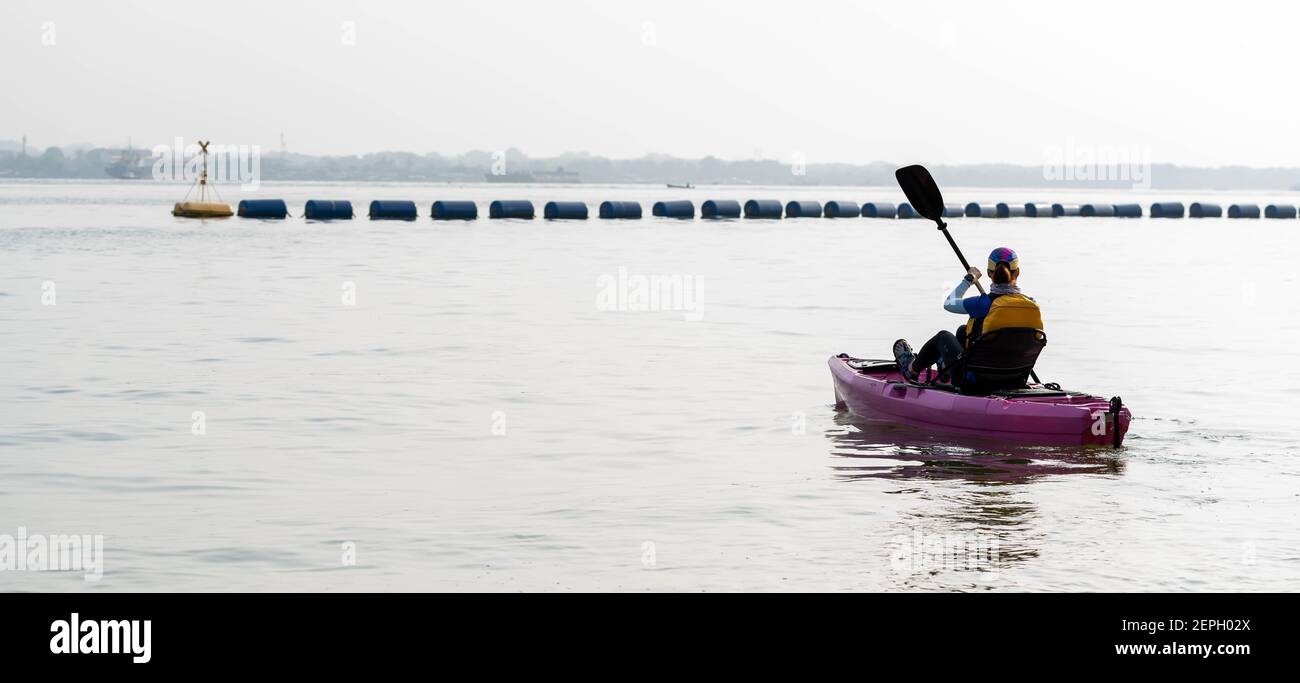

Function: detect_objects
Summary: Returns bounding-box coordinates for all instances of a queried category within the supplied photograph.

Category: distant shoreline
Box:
[3,145,1299,191]
[3,178,1299,197]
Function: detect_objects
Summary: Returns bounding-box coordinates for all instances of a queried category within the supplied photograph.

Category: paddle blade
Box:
[894,165,945,223]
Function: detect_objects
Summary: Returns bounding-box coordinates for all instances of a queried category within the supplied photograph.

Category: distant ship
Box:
[105,146,152,180]
[484,166,580,183]
[666,182,694,189]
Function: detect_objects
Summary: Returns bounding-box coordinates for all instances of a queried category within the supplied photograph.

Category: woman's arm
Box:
[943,267,989,315]
[943,278,973,314]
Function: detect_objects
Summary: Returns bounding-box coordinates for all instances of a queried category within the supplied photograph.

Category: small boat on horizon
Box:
[105,142,152,180]
[666,182,694,189]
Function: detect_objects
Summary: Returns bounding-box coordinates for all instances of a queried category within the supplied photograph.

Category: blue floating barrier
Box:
[489,200,535,219]
[861,202,896,218]
[1266,204,1297,219]
[996,202,1026,218]
[304,200,354,220]
[824,201,860,218]
[237,199,288,219]
[701,200,741,219]
[1080,203,1115,217]
[1114,203,1142,218]
[431,200,477,220]
[543,201,588,220]
[944,204,965,218]
[784,200,822,218]
[965,203,999,218]
[1149,202,1185,218]
[744,199,783,218]
[1052,203,1081,217]
[369,200,418,220]
[652,200,694,218]
[898,203,923,219]
[599,201,642,219]
[1188,202,1221,218]
[1024,203,1054,218]
[1228,204,1260,219]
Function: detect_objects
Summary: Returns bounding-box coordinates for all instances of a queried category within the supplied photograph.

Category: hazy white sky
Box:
[3,0,1297,165]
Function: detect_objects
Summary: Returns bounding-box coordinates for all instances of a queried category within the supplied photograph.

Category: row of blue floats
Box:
[235,198,1300,220]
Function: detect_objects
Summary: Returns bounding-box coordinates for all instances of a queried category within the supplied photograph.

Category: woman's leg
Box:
[914,330,963,377]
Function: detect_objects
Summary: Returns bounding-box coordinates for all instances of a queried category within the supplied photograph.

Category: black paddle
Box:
[894,164,986,295]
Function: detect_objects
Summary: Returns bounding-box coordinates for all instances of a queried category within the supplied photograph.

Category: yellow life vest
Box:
[965,293,1044,344]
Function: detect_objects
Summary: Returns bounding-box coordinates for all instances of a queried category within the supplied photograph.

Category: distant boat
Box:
[105,145,152,180]
[484,166,580,183]
[666,182,694,189]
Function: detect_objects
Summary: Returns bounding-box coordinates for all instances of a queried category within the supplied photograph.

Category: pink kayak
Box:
[829,354,1132,446]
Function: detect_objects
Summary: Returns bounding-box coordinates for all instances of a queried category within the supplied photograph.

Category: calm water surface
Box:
[2,180,1298,591]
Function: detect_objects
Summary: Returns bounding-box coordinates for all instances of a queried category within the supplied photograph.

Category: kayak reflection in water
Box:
[825,411,1124,483]
[892,247,1044,391]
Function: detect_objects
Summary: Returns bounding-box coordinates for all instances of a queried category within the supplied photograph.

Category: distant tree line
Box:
[2,144,1298,190]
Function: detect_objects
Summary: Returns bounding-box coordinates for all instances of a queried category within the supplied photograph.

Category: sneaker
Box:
[892,339,918,382]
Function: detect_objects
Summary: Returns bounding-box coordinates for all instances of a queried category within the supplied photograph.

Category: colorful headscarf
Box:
[988,247,1019,271]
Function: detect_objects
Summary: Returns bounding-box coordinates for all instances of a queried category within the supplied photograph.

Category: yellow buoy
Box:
[171,140,233,219]
[172,201,233,218]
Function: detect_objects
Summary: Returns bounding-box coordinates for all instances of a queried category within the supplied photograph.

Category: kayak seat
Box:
[959,328,1046,394]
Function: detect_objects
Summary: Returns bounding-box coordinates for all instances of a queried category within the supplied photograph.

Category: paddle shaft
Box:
[936,220,986,295]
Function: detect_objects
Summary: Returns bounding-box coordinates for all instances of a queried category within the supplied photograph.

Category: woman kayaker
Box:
[892,247,1043,386]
